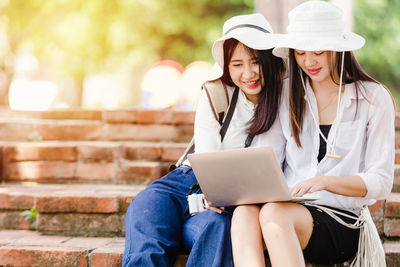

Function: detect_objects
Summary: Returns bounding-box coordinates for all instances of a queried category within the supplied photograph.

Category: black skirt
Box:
[302,204,360,264]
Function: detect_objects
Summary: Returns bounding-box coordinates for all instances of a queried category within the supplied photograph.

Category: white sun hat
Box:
[273,0,365,58]
[209,13,281,80]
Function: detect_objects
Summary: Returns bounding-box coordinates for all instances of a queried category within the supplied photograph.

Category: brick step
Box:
[1,141,399,192]
[0,230,398,267]
[0,184,144,237]
[0,184,399,238]
[0,230,188,267]
[0,119,193,142]
[0,141,188,184]
[0,108,195,142]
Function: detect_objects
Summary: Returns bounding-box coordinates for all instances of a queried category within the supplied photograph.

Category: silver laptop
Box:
[188,146,315,206]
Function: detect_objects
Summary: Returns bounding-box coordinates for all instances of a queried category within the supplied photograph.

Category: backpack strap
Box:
[203,79,230,125]
[171,81,237,171]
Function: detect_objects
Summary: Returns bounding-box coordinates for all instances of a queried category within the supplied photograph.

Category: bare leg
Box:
[259,203,313,267]
[231,205,265,267]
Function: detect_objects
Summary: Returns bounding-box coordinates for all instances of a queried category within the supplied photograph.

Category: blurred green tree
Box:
[354,0,400,101]
[0,0,253,106]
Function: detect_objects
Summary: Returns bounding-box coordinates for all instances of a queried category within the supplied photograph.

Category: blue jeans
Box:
[123,166,233,267]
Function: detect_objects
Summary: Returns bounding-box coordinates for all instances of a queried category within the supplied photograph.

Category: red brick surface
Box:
[103,124,177,141]
[0,246,88,267]
[89,240,124,267]
[36,195,119,213]
[38,121,102,140]
[161,143,187,161]
[37,213,123,237]
[3,143,77,161]
[137,109,174,124]
[78,143,121,162]
[0,121,36,141]
[0,190,34,210]
[173,111,195,124]
[384,218,400,237]
[0,183,144,212]
[386,193,400,218]
[4,161,76,181]
[396,150,400,164]
[124,142,162,161]
[40,110,102,120]
[175,124,194,142]
[385,241,400,267]
[0,212,33,230]
[118,161,162,183]
[394,165,400,191]
[102,110,137,123]
[395,112,400,130]
[75,162,115,180]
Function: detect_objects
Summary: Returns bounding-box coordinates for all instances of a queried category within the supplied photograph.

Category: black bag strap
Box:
[219,87,239,141]
[170,87,240,172]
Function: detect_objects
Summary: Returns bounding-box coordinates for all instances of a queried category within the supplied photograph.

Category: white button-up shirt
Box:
[279,79,395,214]
[192,85,285,163]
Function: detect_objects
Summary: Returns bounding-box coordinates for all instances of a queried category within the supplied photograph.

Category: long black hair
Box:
[220,38,286,136]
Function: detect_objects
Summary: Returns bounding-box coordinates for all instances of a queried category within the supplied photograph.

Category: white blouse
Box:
[279,79,395,214]
[191,85,285,163]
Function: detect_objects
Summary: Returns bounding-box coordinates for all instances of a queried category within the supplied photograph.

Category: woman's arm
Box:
[290,175,367,197]
[292,83,395,199]
[194,88,228,153]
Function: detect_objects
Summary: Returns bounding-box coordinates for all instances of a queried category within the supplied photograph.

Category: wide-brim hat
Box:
[273,1,365,58]
[209,13,281,80]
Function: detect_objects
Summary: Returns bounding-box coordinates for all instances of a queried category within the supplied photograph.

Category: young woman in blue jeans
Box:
[122,13,285,267]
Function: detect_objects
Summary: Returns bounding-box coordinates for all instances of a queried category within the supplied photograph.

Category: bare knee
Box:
[231,205,260,236]
[259,203,293,227]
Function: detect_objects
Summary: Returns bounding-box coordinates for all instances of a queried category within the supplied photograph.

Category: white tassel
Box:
[307,204,386,267]
[350,207,386,267]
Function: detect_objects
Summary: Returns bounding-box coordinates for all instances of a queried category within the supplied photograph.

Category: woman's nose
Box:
[304,53,316,67]
[243,64,256,79]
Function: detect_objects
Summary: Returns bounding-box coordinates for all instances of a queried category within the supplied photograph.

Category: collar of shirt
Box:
[237,88,257,111]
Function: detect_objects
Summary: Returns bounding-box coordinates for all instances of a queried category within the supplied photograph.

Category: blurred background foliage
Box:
[0,0,398,108]
[0,0,253,107]
[354,0,400,102]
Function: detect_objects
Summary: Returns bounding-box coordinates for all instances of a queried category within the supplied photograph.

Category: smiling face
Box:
[228,43,263,104]
[294,50,338,87]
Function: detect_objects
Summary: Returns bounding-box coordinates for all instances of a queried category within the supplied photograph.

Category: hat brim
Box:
[207,62,224,81]
[211,29,283,78]
[272,32,365,58]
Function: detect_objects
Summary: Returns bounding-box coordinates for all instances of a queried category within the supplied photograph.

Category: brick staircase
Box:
[0,107,399,266]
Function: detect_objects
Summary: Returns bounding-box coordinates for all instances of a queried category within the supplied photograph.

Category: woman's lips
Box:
[308,68,321,75]
[243,80,260,88]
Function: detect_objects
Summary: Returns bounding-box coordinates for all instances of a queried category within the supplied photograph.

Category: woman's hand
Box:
[290,175,367,197]
[290,176,327,197]
[203,195,223,214]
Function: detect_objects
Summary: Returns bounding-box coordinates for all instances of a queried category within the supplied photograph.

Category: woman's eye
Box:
[232,64,242,67]
[252,61,260,65]
[314,51,325,55]
[295,51,305,56]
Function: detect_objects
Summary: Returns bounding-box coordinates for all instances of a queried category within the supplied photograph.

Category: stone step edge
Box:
[0,140,188,162]
[0,230,398,267]
[0,229,188,267]
[0,108,196,125]
[0,184,145,213]
[0,184,399,216]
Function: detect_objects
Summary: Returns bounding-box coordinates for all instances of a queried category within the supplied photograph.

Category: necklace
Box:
[317,92,338,114]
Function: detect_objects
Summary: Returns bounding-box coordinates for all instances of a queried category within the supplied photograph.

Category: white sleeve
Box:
[357,85,395,200]
[194,89,223,153]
